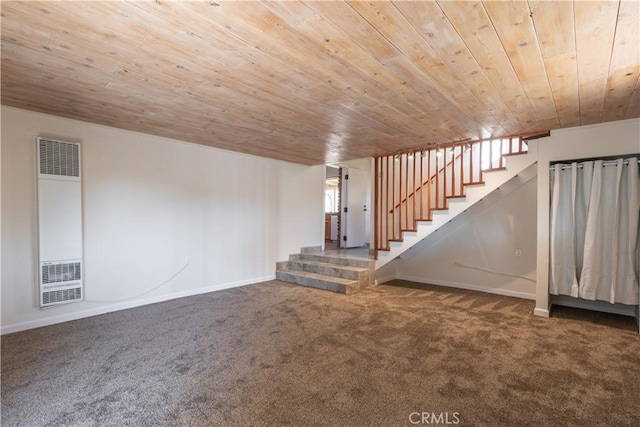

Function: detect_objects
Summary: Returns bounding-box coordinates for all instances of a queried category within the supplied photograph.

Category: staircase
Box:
[374,134,543,270]
[276,246,375,294]
[276,133,544,293]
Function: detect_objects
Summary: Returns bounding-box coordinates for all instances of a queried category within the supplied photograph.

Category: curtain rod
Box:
[549,159,639,171]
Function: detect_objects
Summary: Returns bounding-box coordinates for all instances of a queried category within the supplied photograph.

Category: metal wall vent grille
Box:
[43,287,82,305]
[39,139,80,177]
[42,262,82,284]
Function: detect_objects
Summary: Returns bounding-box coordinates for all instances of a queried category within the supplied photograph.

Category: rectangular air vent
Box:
[42,287,82,306]
[41,262,82,285]
[38,138,80,178]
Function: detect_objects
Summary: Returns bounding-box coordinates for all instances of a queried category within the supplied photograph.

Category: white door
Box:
[342,168,368,248]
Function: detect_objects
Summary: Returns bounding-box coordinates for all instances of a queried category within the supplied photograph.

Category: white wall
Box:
[390,174,538,300]
[535,118,640,316]
[1,106,323,334]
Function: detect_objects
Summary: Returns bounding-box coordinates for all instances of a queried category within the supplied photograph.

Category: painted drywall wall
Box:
[276,163,325,260]
[1,106,323,333]
[391,174,538,300]
[535,118,640,316]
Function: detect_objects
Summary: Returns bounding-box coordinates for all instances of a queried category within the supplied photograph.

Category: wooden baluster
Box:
[405,153,409,231]
[435,149,440,209]
[479,141,484,182]
[381,157,384,249]
[399,154,403,236]
[443,147,448,204]
[489,139,493,170]
[470,143,474,183]
[450,146,456,197]
[459,144,464,194]
[412,151,417,228]
[386,156,390,248]
[427,150,432,218]
[420,151,424,220]
[392,155,396,240]
[374,157,379,252]
[397,155,401,235]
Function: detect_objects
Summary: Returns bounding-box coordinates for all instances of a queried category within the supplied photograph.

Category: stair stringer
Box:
[375,140,539,271]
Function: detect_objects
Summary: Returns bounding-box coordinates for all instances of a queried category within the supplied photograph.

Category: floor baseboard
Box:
[394,275,536,300]
[1,275,275,335]
[534,307,550,317]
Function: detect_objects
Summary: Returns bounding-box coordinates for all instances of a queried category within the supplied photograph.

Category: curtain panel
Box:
[549,157,640,305]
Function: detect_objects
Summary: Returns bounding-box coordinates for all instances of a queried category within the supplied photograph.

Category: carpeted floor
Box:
[2,279,639,426]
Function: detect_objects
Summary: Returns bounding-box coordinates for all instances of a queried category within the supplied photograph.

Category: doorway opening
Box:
[325,166,341,250]
[323,161,373,257]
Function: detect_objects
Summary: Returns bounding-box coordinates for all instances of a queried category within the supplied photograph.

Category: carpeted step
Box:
[287,259,368,280]
[275,268,359,294]
[290,253,375,269]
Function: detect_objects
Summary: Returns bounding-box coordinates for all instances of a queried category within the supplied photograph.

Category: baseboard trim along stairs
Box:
[276,247,375,294]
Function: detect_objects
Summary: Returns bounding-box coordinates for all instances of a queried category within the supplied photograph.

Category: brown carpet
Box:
[2,279,639,426]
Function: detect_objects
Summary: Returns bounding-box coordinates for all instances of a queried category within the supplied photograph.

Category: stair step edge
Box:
[276,271,359,295]
[277,268,358,285]
[288,259,370,271]
[297,253,375,267]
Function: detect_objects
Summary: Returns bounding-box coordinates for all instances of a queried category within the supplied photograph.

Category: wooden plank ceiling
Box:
[2,1,639,165]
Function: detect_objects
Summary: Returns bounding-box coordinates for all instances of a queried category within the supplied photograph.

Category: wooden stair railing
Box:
[374,132,548,256]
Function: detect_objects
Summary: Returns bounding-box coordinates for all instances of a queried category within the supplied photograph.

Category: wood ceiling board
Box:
[172,1,422,155]
[482,1,559,126]
[542,52,581,128]
[3,2,146,72]
[303,0,399,63]
[260,0,317,27]
[393,1,524,133]
[603,0,640,122]
[624,74,640,119]
[347,1,501,139]
[1,28,125,79]
[2,1,638,164]
[528,1,576,58]
[297,3,447,130]
[528,1,580,128]
[15,2,392,155]
[437,0,539,133]
[128,1,335,109]
[575,0,620,125]
[3,83,149,123]
[289,11,472,144]
[292,15,426,117]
